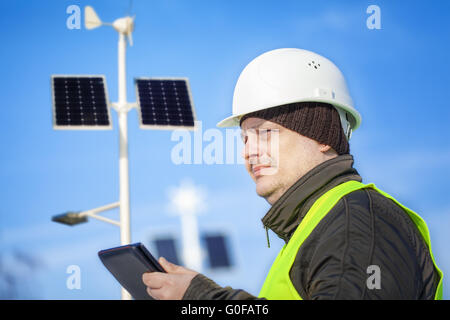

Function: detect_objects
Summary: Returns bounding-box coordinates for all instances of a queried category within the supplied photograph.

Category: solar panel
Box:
[202,234,232,269]
[153,237,181,265]
[135,78,196,130]
[51,75,112,129]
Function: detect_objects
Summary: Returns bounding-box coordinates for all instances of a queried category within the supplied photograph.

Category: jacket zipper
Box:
[265,226,271,248]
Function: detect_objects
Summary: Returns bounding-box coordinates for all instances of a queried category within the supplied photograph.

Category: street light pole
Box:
[117,32,132,301]
[118,32,131,247]
[55,7,138,300]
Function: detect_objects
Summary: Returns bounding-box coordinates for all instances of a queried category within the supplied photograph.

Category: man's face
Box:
[241,117,328,204]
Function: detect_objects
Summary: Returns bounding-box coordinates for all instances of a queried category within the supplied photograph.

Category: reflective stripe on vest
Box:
[258,180,444,300]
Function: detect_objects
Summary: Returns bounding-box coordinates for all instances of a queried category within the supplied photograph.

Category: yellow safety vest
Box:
[258,181,443,300]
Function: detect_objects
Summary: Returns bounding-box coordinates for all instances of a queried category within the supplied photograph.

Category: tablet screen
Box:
[98,242,165,300]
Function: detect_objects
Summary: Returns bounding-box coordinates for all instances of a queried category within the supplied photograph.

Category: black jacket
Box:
[183,155,439,300]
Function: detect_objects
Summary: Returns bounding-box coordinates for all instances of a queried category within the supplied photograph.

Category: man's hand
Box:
[142,257,198,300]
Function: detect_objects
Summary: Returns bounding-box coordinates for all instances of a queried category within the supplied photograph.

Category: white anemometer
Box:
[84,5,135,46]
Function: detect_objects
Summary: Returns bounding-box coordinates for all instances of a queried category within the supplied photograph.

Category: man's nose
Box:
[243,134,260,163]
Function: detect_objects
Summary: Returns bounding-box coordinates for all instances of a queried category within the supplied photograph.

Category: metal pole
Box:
[78,202,121,217]
[180,212,202,272]
[118,32,132,300]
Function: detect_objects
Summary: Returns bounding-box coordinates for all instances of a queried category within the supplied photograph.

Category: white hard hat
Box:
[217,48,361,140]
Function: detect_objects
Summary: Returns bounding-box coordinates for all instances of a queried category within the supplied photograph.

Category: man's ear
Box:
[318,144,337,155]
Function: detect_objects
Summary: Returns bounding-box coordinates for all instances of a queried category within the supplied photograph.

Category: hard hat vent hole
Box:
[308,61,320,70]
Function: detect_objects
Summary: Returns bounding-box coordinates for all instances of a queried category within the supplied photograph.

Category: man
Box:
[142,48,443,299]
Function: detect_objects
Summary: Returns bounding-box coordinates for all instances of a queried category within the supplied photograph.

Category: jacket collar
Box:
[261,154,362,243]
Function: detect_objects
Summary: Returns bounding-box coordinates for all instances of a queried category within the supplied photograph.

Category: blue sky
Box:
[0,0,449,299]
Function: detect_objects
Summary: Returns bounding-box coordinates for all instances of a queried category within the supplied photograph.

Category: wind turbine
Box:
[85,6,135,46]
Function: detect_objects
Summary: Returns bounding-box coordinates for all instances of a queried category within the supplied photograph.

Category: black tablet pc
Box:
[98,242,166,300]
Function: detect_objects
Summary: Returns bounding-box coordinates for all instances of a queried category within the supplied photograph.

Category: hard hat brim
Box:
[217,102,361,130]
[216,114,241,128]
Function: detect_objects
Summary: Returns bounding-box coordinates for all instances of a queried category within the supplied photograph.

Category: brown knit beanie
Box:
[239,102,349,155]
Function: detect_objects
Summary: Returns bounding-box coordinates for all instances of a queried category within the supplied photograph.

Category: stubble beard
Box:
[255,174,286,205]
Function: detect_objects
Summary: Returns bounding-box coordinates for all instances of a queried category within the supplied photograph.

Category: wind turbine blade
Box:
[84,6,102,30]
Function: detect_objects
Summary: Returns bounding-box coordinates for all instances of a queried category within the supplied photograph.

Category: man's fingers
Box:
[146,287,160,300]
[142,260,199,300]
[146,287,171,300]
[159,257,196,275]
[158,257,185,273]
[142,270,198,300]
[146,287,156,299]
[142,272,166,289]
[159,257,178,273]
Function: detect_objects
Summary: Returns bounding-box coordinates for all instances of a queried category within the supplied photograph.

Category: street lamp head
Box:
[52,211,87,226]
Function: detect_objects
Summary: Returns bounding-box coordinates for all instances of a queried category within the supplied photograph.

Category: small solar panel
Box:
[135,78,196,130]
[51,75,112,129]
[202,234,232,269]
[153,237,180,265]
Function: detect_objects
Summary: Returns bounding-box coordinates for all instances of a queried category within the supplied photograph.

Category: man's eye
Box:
[259,129,272,137]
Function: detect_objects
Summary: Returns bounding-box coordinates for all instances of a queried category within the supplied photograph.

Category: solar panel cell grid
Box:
[52,76,111,128]
[135,78,196,128]
[203,234,232,269]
